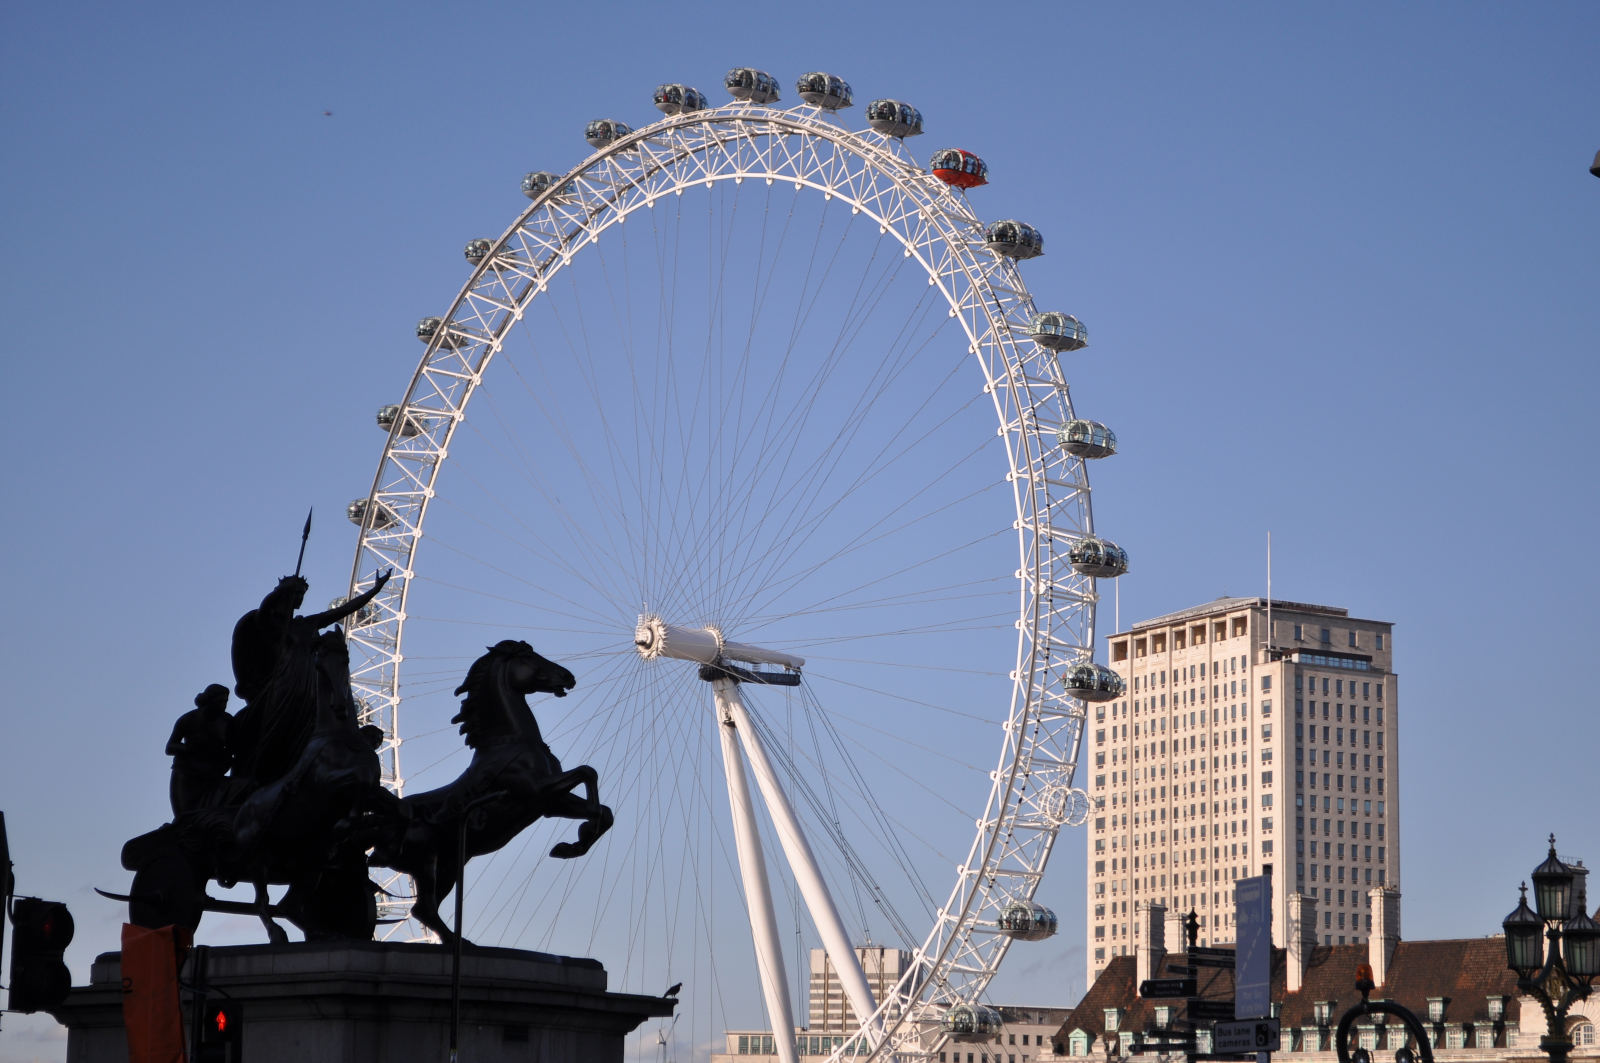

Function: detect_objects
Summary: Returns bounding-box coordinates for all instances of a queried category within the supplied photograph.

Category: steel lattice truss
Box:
[344,100,1105,1062]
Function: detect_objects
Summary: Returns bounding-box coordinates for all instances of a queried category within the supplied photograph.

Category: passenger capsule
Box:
[984,219,1043,260]
[1058,420,1117,460]
[942,1004,1005,1043]
[1068,537,1129,579]
[416,316,466,350]
[796,72,853,111]
[328,594,378,627]
[464,238,521,272]
[1063,659,1125,702]
[866,99,923,138]
[1028,311,1087,352]
[725,67,781,104]
[347,498,398,531]
[997,901,1059,941]
[376,404,425,439]
[521,171,573,201]
[585,119,634,150]
[930,149,988,189]
[653,84,708,115]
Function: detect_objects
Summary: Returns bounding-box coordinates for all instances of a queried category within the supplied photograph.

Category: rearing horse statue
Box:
[370,640,613,944]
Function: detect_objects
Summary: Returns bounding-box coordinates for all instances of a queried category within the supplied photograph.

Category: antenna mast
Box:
[1266,531,1273,660]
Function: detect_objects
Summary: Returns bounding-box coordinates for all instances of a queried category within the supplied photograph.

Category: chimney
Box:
[1287,892,1318,993]
[1369,886,1401,987]
[1165,909,1188,956]
[1137,901,1168,988]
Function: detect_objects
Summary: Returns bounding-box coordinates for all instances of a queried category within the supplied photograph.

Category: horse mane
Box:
[451,640,537,749]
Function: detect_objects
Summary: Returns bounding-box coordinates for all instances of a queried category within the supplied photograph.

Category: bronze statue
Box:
[361,640,613,945]
[228,569,390,787]
[115,534,613,948]
[165,684,233,815]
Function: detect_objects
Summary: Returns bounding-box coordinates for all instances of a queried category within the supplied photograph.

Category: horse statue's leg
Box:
[409,844,473,947]
[253,877,289,945]
[546,766,614,859]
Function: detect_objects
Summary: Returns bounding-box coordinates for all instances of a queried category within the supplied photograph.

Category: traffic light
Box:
[7,898,74,1013]
[197,1000,243,1063]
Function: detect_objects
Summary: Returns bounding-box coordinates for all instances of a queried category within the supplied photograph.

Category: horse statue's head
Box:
[454,640,574,699]
[451,640,575,749]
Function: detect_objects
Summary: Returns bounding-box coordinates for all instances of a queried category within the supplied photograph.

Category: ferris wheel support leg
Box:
[715,678,801,1063]
[721,686,881,1042]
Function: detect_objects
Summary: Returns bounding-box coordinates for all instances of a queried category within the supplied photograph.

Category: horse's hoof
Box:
[550,841,584,859]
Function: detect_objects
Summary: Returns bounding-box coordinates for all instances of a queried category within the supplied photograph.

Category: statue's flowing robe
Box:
[230,610,324,785]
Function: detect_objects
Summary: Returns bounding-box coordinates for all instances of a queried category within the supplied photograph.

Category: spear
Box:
[293,509,313,578]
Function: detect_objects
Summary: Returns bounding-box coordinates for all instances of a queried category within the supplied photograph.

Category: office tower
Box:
[1085,598,1399,987]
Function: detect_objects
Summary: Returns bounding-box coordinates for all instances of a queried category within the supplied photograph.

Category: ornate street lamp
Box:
[1335,966,1434,1063]
[1501,835,1598,1063]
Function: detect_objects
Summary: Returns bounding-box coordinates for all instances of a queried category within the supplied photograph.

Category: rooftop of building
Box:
[1110,596,1401,636]
[1058,938,1524,1044]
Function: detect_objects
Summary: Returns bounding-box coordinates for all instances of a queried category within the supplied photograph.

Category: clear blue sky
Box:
[3,3,1598,1060]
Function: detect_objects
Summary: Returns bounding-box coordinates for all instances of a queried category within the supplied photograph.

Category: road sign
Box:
[1141,978,1198,999]
[1131,1039,1197,1055]
[1189,1000,1236,1021]
[1213,1019,1280,1053]
[1234,875,1272,1020]
[1190,955,1236,969]
[1188,946,1235,958]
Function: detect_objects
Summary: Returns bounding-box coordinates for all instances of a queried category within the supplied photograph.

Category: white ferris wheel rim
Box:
[344,92,1102,1060]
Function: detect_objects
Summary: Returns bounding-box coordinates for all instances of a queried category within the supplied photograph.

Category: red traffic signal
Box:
[199,1001,243,1063]
[8,898,74,1013]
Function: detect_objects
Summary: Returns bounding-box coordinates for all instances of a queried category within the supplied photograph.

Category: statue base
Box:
[58,940,676,1063]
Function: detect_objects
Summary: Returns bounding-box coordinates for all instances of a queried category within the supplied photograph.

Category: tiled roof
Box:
[1056,940,1523,1045]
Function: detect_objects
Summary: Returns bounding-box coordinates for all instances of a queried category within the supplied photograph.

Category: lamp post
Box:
[1501,835,1600,1063]
[1335,965,1434,1063]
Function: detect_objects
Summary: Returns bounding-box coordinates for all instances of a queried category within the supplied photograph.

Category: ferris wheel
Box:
[343,68,1126,1063]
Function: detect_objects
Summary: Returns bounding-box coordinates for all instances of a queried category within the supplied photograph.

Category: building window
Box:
[1573,1023,1594,1047]
[1376,633,1385,650]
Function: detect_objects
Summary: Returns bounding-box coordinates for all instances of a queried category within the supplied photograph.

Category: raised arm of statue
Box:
[302,569,393,630]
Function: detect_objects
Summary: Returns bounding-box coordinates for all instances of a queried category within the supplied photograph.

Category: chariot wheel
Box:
[345,69,1119,1062]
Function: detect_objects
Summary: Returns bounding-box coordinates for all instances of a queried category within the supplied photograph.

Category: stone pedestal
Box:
[58,941,675,1063]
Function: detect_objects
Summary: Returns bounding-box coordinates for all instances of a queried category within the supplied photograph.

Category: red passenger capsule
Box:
[930,148,988,189]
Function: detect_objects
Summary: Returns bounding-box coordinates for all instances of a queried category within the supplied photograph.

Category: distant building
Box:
[711,946,1068,1062]
[712,946,912,1061]
[936,1006,1072,1063]
[1053,887,1600,1062]
[811,945,915,1032]
[1088,597,1400,987]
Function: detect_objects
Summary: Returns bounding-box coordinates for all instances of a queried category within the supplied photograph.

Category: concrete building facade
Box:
[1086,597,1400,987]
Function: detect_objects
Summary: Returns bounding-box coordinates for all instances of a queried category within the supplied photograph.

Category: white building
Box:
[1086,597,1400,987]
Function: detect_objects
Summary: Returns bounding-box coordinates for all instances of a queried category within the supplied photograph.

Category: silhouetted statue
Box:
[165,684,233,815]
[114,547,612,947]
[229,570,390,786]
[363,640,613,945]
